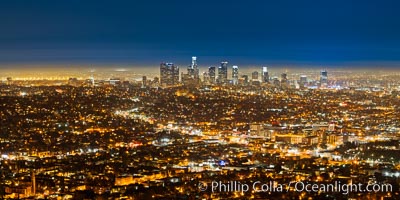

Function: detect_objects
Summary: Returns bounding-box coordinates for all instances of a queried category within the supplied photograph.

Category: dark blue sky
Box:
[0,0,399,67]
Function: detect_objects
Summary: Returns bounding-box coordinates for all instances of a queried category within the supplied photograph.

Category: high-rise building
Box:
[218,61,228,84]
[241,75,249,85]
[232,65,239,85]
[299,75,308,86]
[142,76,147,88]
[160,62,179,86]
[187,56,199,81]
[281,73,288,88]
[203,71,210,84]
[183,56,200,85]
[281,73,287,82]
[320,69,328,86]
[181,72,191,85]
[252,71,260,85]
[262,67,269,83]
[252,71,259,80]
[192,56,199,81]
[208,66,216,84]
[272,77,280,86]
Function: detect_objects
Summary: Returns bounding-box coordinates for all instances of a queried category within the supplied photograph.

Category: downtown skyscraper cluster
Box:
[159,56,328,88]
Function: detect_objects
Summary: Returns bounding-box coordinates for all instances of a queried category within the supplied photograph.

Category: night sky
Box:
[0,0,399,67]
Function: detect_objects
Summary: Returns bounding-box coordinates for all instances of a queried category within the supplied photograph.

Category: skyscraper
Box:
[187,56,199,81]
[281,73,287,82]
[281,73,288,88]
[241,75,249,85]
[262,67,269,83]
[272,77,280,86]
[252,71,259,80]
[142,76,147,88]
[192,57,199,81]
[252,71,260,85]
[232,65,239,85]
[300,75,308,86]
[160,62,179,86]
[208,66,216,84]
[218,61,228,84]
[203,71,210,84]
[183,56,200,85]
[320,69,328,86]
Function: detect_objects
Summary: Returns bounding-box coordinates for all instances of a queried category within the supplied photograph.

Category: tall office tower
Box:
[241,75,249,85]
[232,65,239,85]
[208,66,216,84]
[262,67,269,83]
[160,62,179,86]
[173,65,180,85]
[251,71,260,85]
[142,76,147,88]
[320,69,328,86]
[252,71,259,81]
[281,73,287,82]
[187,56,199,81]
[281,73,288,87]
[181,72,191,85]
[203,71,210,84]
[218,61,228,84]
[299,75,308,85]
[272,77,280,86]
[192,56,199,81]
[187,67,194,77]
